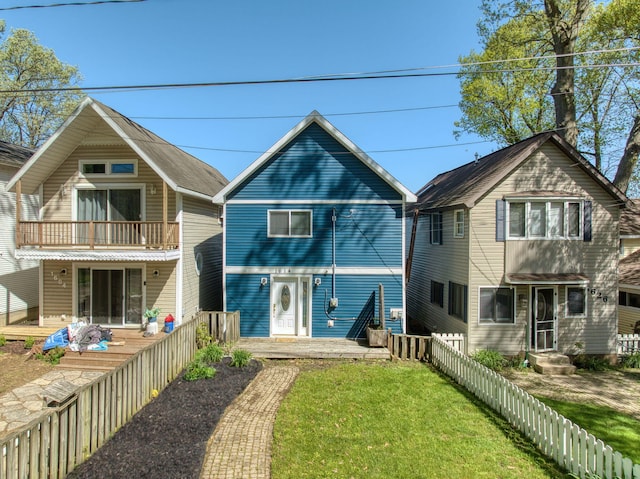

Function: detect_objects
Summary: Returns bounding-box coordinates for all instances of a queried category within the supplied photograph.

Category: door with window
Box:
[77,266,143,326]
[271,276,311,336]
[77,188,142,245]
[532,287,557,351]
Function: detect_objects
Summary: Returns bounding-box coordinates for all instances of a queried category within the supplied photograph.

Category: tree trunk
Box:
[613,113,640,194]
[544,0,590,147]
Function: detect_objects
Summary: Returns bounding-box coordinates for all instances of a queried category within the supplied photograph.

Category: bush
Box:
[195,323,212,349]
[230,349,252,368]
[622,352,640,369]
[183,361,216,381]
[572,355,610,371]
[472,349,507,371]
[196,343,224,364]
[24,336,35,349]
[36,346,66,365]
[0,334,6,347]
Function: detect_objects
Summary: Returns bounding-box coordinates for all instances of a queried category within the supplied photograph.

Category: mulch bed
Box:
[66,357,262,479]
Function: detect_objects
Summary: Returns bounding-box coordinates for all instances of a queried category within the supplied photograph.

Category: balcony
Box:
[16,221,179,250]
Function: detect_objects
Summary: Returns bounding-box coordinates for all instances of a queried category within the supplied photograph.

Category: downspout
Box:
[332,207,336,299]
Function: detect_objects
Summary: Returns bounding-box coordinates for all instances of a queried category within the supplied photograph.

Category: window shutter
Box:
[583,200,592,242]
[496,200,505,242]
[448,281,452,315]
[438,212,443,245]
[463,285,468,323]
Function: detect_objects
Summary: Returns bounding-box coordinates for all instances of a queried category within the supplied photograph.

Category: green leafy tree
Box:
[457,0,640,194]
[0,21,83,148]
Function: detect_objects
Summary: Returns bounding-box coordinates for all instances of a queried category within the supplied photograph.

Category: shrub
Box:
[196,343,224,364]
[36,346,66,365]
[622,352,640,369]
[472,349,507,371]
[572,355,610,371]
[195,323,212,349]
[0,334,6,347]
[230,348,252,368]
[183,361,216,381]
[24,336,35,349]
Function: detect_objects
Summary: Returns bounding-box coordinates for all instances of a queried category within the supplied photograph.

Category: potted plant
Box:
[144,307,160,323]
[367,284,388,347]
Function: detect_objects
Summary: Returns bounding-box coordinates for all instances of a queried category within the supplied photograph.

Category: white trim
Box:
[212,111,416,204]
[225,199,405,205]
[175,186,214,202]
[506,277,589,285]
[453,209,465,238]
[270,274,313,338]
[506,199,583,240]
[532,285,558,352]
[221,203,228,312]
[226,266,402,275]
[15,249,181,262]
[175,192,184,325]
[38,260,44,326]
[78,159,138,178]
[267,209,313,238]
[401,201,407,333]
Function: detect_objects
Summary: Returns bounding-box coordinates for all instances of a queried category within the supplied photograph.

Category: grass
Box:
[272,361,570,479]
[536,396,640,464]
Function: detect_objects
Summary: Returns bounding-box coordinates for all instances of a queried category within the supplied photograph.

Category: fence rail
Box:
[618,334,640,355]
[0,310,239,479]
[430,335,640,479]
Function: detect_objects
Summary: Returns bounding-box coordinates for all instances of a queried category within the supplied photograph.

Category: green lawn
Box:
[272,362,570,479]
[536,396,640,464]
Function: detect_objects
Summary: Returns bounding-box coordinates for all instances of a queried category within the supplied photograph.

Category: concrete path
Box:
[200,365,299,479]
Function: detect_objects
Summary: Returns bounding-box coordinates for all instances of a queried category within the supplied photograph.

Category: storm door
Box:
[532,287,557,351]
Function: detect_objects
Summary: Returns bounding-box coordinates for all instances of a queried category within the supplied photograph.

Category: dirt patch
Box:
[66,357,262,479]
[0,340,55,395]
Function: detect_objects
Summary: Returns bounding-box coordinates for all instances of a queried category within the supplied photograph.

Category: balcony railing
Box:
[16,221,179,249]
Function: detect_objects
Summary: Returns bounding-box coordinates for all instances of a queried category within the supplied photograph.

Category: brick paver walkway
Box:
[200,365,299,479]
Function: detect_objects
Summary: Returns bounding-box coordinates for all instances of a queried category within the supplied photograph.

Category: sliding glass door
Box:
[77,188,142,245]
[77,266,143,326]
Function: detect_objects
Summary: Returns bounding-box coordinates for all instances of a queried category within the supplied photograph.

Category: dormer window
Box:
[80,160,138,177]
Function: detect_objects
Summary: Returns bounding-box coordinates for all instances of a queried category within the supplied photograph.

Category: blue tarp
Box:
[42,327,69,351]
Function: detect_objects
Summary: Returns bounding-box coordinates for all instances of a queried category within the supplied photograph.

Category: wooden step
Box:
[58,356,125,369]
[529,352,576,375]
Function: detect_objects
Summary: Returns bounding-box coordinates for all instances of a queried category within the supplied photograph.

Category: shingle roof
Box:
[0,141,33,168]
[620,249,640,286]
[415,132,627,211]
[620,199,640,236]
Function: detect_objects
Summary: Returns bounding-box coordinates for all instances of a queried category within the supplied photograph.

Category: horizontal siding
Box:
[227,273,403,338]
[406,209,469,336]
[181,195,222,320]
[468,143,619,355]
[621,238,640,258]
[42,260,73,320]
[42,145,176,222]
[619,306,639,334]
[229,123,400,202]
[226,203,403,268]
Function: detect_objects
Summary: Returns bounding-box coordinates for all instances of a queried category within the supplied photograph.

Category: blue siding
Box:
[228,123,401,202]
[226,203,403,268]
[227,273,404,338]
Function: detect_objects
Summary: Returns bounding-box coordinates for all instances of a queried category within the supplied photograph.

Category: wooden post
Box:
[15,179,22,247]
[162,181,168,250]
[378,283,385,330]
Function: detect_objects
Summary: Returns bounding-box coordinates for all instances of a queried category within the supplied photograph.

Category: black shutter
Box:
[583,200,592,242]
[496,200,505,241]
[448,281,452,315]
[438,212,443,245]
[463,285,468,323]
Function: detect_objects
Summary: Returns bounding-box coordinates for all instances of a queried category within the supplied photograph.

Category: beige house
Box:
[618,202,640,334]
[7,98,228,329]
[0,141,39,325]
[406,132,628,358]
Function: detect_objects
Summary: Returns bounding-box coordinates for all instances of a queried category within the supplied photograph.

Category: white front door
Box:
[533,287,557,351]
[271,276,311,336]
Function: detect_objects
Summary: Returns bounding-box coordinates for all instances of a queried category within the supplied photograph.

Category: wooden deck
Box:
[0,325,167,372]
[235,338,390,360]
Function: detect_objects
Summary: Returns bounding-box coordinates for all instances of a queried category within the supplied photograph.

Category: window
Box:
[430,212,442,244]
[79,160,137,177]
[507,200,582,239]
[566,287,586,317]
[268,210,312,237]
[431,281,444,307]
[479,287,514,324]
[454,210,464,238]
[619,291,640,309]
[448,282,467,322]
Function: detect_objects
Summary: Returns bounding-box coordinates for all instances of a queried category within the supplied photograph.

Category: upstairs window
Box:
[506,200,583,240]
[453,209,464,238]
[430,212,442,245]
[268,210,312,238]
[80,160,138,177]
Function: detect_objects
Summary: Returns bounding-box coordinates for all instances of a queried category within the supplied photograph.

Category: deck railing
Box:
[0,310,239,479]
[16,221,180,249]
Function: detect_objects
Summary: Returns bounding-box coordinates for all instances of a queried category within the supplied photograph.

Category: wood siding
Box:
[181,196,223,320]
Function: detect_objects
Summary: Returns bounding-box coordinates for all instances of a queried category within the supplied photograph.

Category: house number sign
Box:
[590,289,608,303]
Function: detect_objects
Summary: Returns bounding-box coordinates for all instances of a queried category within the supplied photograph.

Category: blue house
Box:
[213,112,416,338]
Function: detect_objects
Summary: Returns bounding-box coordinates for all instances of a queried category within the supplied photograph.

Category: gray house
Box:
[407,132,628,360]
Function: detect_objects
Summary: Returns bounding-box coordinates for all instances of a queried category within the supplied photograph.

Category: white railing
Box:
[618,334,640,355]
[430,335,640,479]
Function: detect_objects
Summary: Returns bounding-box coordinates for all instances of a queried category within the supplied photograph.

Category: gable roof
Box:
[415,132,628,211]
[7,97,228,200]
[212,111,417,204]
[620,199,640,237]
[0,141,33,169]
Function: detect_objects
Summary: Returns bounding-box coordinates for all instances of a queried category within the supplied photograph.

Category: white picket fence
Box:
[430,335,640,479]
[617,334,640,355]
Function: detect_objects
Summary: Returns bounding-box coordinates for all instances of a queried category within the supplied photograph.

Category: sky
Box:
[1,0,498,193]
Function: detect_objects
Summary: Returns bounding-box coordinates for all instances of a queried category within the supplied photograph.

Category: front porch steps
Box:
[528,352,576,375]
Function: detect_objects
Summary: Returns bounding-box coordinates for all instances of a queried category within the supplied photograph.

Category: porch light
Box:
[260,277,268,286]
[314,278,321,287]
[149,184,157,195]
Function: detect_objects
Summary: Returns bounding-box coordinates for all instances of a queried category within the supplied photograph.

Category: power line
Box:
[0,0,145,10]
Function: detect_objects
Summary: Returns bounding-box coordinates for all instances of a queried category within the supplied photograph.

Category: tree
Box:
[456,0,640,194]
[0,21,83,148]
